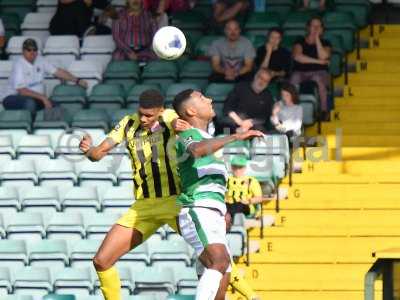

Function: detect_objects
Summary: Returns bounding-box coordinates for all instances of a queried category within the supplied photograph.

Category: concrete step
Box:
[343,86,400,98]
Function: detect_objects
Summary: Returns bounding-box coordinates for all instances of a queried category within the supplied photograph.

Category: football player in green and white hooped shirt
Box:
[172,89,263,300]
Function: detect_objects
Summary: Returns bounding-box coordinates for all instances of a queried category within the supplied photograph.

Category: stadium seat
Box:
[75,158,118,190]
[1,13,21,41]
[36,0,58,13]
[109,109,132,127]
[0,186,20,213]
[116,156,134,186]
[227,228,246,257]
[0,135,16,160]
[37,157,77,188]
[244,12,281,35]
[20,186,60,214]
[300,102,316,126]
[0,0,35,19]
[43,295,75,300]
[88,83,126,110]
[323,11,357,52]
[67,61,103,93]
[53,267,93,298]
[149,239,192,268]
[282,11,314,36]
[173,267,198,295]
[20,12,52,44]
[171,11,205,31]
[81,35,116,71]
[126,84,162,109]
[47,213,85,241]
[84,213,120,239]
[82,296,102,300]
[133,267,175,298]
[251,135,290,163]
[117,242,150,269]
[165,83,202,104]
[71,109,110,131]
[69,239,101,268]
[28,239,69,269]
[223,140,251,157]
[0,267,12,297]
[53,133,83,159]
[13,267,52,298]
[50,84,87,111]
[194,35,221,58]
[335,1,370,28]
[167,295,195,300]
[246,155,286,184]
[102,186,134,214]
[179,60,212,88]
[3,296,34,300]
[43,36,80,69]
[61,187,101,213]
[142,61,178,92]
[0,61,13,100]
[0,159,37,187]
[245,33,266,49]
[103,61,140,83]
[6,36,42,60]
[125,296,157,300]
[5,212,46,241]
[204,83,234,102]
[0,240,27,269]
[16,134,54,159]
[0,110,32,132]
[94,267,134,297]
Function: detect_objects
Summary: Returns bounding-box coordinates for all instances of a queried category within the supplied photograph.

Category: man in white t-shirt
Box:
[3,38,88,116]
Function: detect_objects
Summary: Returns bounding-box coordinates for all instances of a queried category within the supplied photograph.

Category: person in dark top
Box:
[290,16,331,121]
[220,68,274,133]
[255,28,291,79]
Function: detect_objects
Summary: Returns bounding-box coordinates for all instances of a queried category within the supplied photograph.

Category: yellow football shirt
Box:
[226,175,262,204]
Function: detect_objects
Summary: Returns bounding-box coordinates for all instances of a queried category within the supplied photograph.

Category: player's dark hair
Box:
[173,89,194,117]
[139,89,164,108]
[280,82,299,104]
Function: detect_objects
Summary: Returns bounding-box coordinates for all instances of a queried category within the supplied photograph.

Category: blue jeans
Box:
[3,95,44,116]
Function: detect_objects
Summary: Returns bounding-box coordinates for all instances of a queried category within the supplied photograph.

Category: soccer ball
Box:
[152,26,186,60]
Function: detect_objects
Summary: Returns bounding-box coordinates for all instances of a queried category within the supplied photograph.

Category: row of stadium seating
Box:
[3,295,183,300]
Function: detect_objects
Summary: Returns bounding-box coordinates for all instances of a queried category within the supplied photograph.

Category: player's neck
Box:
[188,118,209,132]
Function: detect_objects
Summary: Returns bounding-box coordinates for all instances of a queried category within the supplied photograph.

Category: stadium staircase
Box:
[228,25,400,300]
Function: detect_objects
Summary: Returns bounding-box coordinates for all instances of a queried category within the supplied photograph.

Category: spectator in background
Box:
[2,39,88,117]
[212,0,249,32]
[290,17,331,121]
[112,0,158,61]
[270,82,303,142]
[0,18,5,52]
[255,27,291,79]
[49,0,94,38]
[209,20,255,83]
[302,0,326,10]
[221,68,274,133]
[144,0,194,27]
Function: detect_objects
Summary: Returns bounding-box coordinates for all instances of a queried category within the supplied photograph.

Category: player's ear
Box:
[186,106,196,117]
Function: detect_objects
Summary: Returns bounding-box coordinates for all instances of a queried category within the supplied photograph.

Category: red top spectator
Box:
[143,0,190,14]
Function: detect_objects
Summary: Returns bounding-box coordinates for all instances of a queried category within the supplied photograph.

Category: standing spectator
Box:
[270,82,303,142]
[302,0,326,10]
[212,0,249,32]
[290,17,331,121]
[2,39,88,116]
[112,0,158,61]
[255,27,291,79]
[49,0,94,38]
[221,68,274,133]
[209,20,255,83]
[0,18,5,53]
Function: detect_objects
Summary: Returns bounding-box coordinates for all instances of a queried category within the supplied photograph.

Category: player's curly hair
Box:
[173,89,194,117]
[139,89,164,109]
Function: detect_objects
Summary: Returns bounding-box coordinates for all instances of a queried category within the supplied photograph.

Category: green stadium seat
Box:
[28,239,69,269]
[149,239,192,268]
[267,2,294,19]
[126,84,162,109]
[281,34,301,50]
[0,13,21,39]
[283,11,315,36]
[171,11,205,31]
[6,212,46,241]
[204,83,234,102]
[61,186,101,214]
[167,295,195,300]
[142,61,178,91]
[104,60,140,81]
[88,84,126,110]
[33,109,72,131]
[334,0,371,27]
[0,186,19,213]
[244,12,282,35]
[323,11,357,52]
[84,213,120,240]
[71,109,109,131]
[0,110,32,132]
[13,267,52,297]
[47,213,85,241]
[109,109,132,127]
[223,140,251,157]
[103,79,135,94]
[76,159,118,193]
[54,267,93,298]
[51,84,87,111]
[70,239,101,268]
[194,35,221,58]
[16,134,54,159]
[0,267,12,297]
[102,186,134,214]
[20,186,60,214]
[37,157,77,188]
[0,240,27,269]
[43,295,76,300]
[165,83,202,103]
[0,0,35,21]
[133,267,175,297]
[183,30,204,55]
[0,159,38,187]
[94,267,134,297]
[0,135,15,159]
[179,60,212,88]
[245,33,266,49]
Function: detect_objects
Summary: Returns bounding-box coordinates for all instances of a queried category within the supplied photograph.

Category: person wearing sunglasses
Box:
[2,38,88,116]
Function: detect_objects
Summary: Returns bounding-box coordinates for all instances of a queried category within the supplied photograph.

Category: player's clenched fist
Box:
[79,134,93,153]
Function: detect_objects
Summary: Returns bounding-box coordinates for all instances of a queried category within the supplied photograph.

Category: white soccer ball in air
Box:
[152,26,186,60]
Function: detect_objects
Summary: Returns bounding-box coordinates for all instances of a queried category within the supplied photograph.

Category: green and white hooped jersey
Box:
[176,128,228,214]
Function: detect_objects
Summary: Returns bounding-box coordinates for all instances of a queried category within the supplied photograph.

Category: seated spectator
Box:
[49,0,94,38]
[270,82,303,142]
[112,0,158,61]
[2,39,88,117]
[0,18,5,53]
[209,20,255,83]
[220,69,274,133]
[212,0,249,32]
[225,155,263,227]
[144,0,194,27]
[302,0,326,10]
[255,27,291,79]
[290,17,331,121]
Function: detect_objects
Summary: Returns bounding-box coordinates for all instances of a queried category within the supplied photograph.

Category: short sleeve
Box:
[208,40,221,58]
[162,108,179,124]
[243,38,256,59]
[42,58,57,76]
[178,128,204,152]
[0,19,5,36]
[106,116,130,145]
[249,177,262,198]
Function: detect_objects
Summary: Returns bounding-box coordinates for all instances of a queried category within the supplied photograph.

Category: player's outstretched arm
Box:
[79,135,117,162]
[188,130,264,158]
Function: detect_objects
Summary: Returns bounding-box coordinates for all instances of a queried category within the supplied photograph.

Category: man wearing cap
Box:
[2,38,88,116]
[225,155,264,227]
